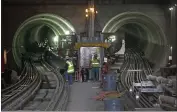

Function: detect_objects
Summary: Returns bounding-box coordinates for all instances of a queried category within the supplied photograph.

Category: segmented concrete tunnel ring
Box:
[12,13,76,68]
[102,12,170,69]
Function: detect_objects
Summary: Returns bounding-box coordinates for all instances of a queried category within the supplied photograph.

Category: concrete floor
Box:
[67,82,104,111]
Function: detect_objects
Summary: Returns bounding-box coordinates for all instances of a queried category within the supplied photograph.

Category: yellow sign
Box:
[74,42,110,49]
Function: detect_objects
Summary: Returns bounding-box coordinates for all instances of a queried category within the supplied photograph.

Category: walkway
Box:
[67,82,104,111]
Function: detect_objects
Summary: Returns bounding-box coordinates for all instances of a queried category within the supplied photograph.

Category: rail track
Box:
[1,58,69,111]
[1,61,41,110]
[119,48,159,109]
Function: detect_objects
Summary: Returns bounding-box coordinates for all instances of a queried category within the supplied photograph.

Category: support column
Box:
[88,0,95,41]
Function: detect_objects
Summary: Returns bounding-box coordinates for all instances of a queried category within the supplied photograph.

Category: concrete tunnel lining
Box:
[12,13,76,68]
[12,12,170,70]
[102,12,170,69]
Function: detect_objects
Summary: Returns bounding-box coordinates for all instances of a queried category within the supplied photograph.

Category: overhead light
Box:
[136,94,139,99]
[96,11,98,14]
[86,14,88,17]
[170,46,173,50]
[129,87,133,92]
[136,92,140,99]
[109,35,116,42]
[85,9,88,13]
[169,7,173,10]
[65,31,70,35]
[53,36,58,42]
[89,8,94,13]
[62,39,67,42]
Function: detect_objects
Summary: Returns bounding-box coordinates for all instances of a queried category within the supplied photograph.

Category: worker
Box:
[100,55,109,87]
[64,56,75,85]
[90,54,100,81]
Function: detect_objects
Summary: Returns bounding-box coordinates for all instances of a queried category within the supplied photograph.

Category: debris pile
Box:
[93,91,126,101]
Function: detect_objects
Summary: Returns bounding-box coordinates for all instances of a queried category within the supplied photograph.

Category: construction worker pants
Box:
[65,72,73,85]
[92,67,99,81]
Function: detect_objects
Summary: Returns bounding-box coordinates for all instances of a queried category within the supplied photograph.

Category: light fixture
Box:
[109,35,116,42]
[136,92,140,99]
[129,87,133,92]
[136,94,139,99]
[85,9,88,13]
[53,36,58,42]
[170,46,173,50]
[65,31,70,35]
[86,14,88,17]
[96,11,98,14]
[62,39,67,42]
[4,49,7,64]
[169,7,174,10]
[89,8,94,12]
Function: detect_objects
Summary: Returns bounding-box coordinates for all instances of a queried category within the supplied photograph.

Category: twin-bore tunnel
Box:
[12,14,76,68]
[12,12,170,70]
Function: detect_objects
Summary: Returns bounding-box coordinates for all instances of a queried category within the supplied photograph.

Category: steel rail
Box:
[2,61,41,110]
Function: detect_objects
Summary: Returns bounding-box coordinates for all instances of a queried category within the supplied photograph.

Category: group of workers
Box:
[64,53,109,85]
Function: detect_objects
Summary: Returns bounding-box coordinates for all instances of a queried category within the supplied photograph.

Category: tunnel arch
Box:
[12,13,76,67]
[102,12,170,69]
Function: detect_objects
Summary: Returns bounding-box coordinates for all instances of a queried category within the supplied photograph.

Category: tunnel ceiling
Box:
[103,12,167,45]
[12,13,76,67]
[103,12,170,69]
[3,0,172,5]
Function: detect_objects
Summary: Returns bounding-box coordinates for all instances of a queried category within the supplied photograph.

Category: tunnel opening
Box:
[12,14,76,68]
[23,25,57,53]
[103,12,170,70]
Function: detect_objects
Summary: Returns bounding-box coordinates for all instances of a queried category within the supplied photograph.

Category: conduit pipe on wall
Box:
[159,95,177,107]
[147,75,176,86]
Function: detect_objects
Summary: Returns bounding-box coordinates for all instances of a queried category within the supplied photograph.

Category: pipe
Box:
[156,84,163,92]
[159,95,177,106]
[147,75,176,86]
[168,79,177,88]
[160,103,177,111]
[161,85,176,96]
[156,76,169,84]
[147,75,157,81]
[146,75,168,83]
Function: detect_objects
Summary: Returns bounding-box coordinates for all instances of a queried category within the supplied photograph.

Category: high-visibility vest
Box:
[91,59,100,67]
[66,61,74,73]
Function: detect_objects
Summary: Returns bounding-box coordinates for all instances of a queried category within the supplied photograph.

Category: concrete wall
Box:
[171,6,176,64]
[2,4,174,69]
